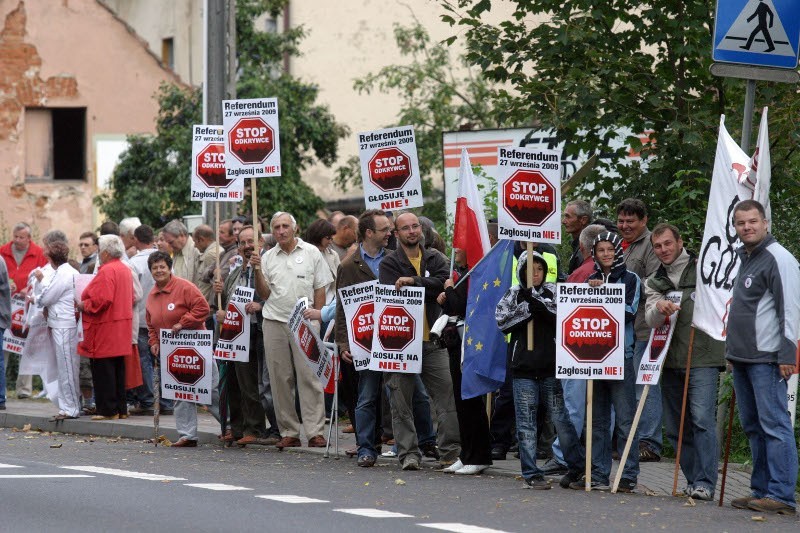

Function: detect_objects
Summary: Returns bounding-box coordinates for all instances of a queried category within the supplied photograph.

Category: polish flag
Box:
[453,148,491,268]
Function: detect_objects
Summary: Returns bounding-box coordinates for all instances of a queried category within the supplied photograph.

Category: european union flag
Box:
[461,239,515,400]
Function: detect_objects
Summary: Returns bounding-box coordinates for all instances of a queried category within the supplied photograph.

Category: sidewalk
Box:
[0,398,754,502]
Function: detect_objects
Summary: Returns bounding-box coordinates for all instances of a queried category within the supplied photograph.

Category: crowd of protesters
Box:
[0,198,796,515]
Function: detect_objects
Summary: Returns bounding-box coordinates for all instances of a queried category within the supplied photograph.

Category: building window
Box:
[162,37,175,71]
[25,107,86,181]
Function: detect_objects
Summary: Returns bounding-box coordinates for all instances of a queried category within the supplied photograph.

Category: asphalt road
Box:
[0,427,795,532]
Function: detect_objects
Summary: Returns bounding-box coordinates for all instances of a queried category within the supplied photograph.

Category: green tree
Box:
[96,0,348,228]
[335,20,503,230]
[441,0,800,253]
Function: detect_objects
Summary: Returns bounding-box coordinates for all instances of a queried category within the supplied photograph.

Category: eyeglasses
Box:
[397,223,421,232]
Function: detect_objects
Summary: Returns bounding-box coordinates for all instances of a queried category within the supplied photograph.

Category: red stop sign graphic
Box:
[377,305,415,352]
[368,147,412,191]
[10,307,27,338]
[350,302,374,352]
[648,316,671,363]
[297,322,321,363]
[219,302,245,342]
[196,143,234,188]
[562,307,619,363]
[228,117,275,164]
[167,347,206,385]
[503,170,556,226]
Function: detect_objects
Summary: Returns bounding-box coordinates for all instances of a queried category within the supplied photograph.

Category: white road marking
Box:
[333,508,413,518]
[0,463,23,468]
[256,495,329,504]
[61,466,186,481]
[184,483,252,491]
[0,474,93,479]
[418,524,511,533]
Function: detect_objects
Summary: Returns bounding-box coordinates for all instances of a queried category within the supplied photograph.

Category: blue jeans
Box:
[633,339,662,454]
[551,378,586,465]
[662,367,720,492]
[591,357,639,484]
[513,377,584,481]
[732,362,798,508]
[356,370,383,459]
[0,328,5,405]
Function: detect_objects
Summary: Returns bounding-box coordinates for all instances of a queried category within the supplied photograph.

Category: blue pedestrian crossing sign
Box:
[713,0,800,69]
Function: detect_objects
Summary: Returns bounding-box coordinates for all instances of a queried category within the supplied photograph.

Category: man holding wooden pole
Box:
[644,224,725,501]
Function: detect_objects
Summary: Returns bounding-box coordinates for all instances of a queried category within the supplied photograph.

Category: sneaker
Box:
[523,477,551,490]
[16,393,30,399]
[731,496,757,509]
[747,497,796,515]
[638,444,661,462]
[616,478,637,493]
[0,404,5,411]
[420,442,440,460]
[357,455,376,468]
[401,457,420,471]
[454,464,489,475]
[690,486,713,501]
[381,448,397,458]
[569,477,610,491]
[559,471,581,489]
[681,485,694,497]
[34,390,47,399]
[442,459,464,473]
[490,447,507,461]
[541,457,569,476]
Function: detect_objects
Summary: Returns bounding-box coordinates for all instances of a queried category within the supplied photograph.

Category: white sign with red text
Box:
[160,329,213,405]
[636,291,682,385]
[358,125,423,210]
[3,294,27,355]
[369,285,424,374]
[214,286,253,362]
[497,147,562,244]
[339,280,376,371]
[191,125,244,201]
[288,298,334,387]
[223,98,281,178]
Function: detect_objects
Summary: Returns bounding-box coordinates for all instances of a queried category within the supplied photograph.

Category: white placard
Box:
[222,97,281,178]
[497,147,562,243]
[190,125,244,202]
[338,280,376,371]
[369,285,424,374]
[288,298,334,387]
[358,125,423,210]
[556,283,626,380]
[636,291,682,385]
[3,294,27,355]
[159,329,213,405]
[214,286,253,362]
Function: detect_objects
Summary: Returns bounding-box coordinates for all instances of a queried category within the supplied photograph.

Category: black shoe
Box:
[159,409,174,415]
[491,447,507,461]
[617,478,637,493]
[0,404,5,410]
[559,471,581,489]
[420,442,440,460]
[541,457,569,476]
[129,406,155,416]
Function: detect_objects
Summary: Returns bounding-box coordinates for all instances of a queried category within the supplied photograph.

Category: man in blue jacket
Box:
[727,200,799,516]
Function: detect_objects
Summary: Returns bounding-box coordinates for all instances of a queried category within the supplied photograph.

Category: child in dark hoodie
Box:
[573,231,641,492]
[495,251,584,489]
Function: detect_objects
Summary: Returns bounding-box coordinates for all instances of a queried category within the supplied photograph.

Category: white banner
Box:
[636,291,682,385]
[497,147,562,244]
[214,286,253,362]
[693,116,758,341]
[223,97,281,178]
[358,125,423,210]
[555,283,626,380]
[369,285,424,374]
[3,294,27,355]
[338,280,376,371]
[190,124,244,202]
[159,329,213,405]
[288,298,334,387]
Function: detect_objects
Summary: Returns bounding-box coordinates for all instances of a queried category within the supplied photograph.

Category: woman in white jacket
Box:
[36,240,80,420]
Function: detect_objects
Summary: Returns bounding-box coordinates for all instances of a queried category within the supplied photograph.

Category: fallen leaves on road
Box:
[394,479,406,486]
[683,497,696,507]
[49,443,62,448]
[751,516,766,522]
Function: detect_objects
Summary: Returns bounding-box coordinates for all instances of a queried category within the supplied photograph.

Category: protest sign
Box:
[369,285,424,374]
[73,274,94,303]
[159,329,213,405]
[636,291,682,386]
[222,97,281,178]
[497,147,562,244]
[358,125,423,210]
[556,283,625,380]
[214,286,253,362]
[338,280,376,371]
[3,294,27,355]
[191,124,244,201]
[288,298,334,387]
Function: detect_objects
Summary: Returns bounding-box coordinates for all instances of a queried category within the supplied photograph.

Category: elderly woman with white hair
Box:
[77,235,134,420]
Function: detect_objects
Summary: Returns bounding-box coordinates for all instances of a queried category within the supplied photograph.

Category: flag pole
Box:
[672,328,695,496]
[453,240,507,289]
[718,389,736,507]
[585,379,593,491]
[612,385,649,493]
[526,242,534,351]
